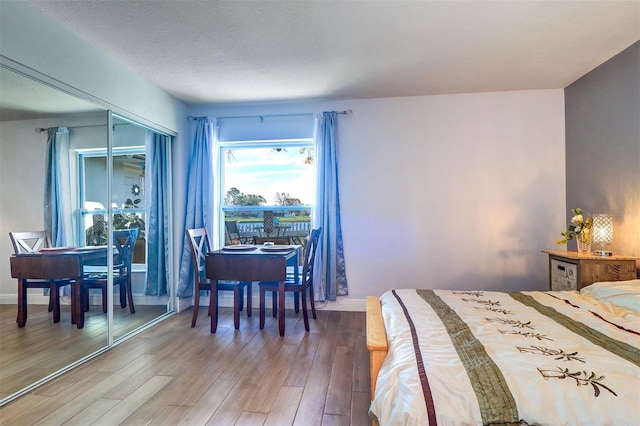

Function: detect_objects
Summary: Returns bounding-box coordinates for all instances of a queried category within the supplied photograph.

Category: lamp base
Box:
[593,250,613,257]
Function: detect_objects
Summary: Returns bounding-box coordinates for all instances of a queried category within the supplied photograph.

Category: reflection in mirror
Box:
[0,66,109,401]
[0,67,174,406]
[108,114,171,341]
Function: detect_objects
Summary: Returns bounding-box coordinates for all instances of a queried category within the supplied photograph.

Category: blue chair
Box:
[186,228,252,328]
[259,228,322,332]
[82,228,138,314]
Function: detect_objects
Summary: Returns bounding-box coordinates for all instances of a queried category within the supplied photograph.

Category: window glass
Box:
[219,140,313,245]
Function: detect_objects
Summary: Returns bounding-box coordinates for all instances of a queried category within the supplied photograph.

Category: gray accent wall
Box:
[565,41,639,267]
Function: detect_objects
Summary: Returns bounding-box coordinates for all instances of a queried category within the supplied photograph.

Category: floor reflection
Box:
[0,303,167,398]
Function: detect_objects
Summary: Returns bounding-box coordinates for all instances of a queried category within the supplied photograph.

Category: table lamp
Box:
[592,213,613,256]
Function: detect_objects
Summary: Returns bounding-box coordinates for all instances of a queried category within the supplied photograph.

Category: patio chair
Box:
[224,221,254,244]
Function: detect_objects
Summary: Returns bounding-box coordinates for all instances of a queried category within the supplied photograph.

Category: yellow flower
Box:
[557,207,592,245]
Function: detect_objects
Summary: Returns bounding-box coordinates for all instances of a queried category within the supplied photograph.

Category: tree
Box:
[275,192,301,206]
[224,187,241,205]
[225,187,266,206]
[239,194,267,206]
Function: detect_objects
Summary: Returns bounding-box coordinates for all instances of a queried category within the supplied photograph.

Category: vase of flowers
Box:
[575,226,592,252]
[556,207,593,253]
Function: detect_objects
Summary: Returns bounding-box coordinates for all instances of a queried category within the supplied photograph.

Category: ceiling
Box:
[17,1,640,105]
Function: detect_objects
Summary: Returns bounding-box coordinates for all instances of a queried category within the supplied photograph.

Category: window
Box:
[218,139,314,245]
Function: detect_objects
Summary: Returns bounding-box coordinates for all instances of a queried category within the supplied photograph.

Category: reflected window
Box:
[78,147,147,265]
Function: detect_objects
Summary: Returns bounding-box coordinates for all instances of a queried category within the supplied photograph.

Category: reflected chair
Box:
[186,228,252,328]
[82,228,138,314]
[259,227,322,332]
[8,231,73,324]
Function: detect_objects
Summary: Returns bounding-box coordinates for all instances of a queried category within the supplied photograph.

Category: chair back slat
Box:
[113,228,139,268]
[186,228,211,279]
[9,231,51,254]
[302,228,322,286]
[83,228,138,268]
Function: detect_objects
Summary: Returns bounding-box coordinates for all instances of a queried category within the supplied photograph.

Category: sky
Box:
[223,146,314,205]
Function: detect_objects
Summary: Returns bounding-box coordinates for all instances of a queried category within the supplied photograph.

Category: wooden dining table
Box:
[9,246,110,328]
[205,245,300,336]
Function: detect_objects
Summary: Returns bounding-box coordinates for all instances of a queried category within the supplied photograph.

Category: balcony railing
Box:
[222,205,312,245]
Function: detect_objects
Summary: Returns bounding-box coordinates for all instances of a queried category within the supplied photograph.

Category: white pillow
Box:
[581,279,640,313]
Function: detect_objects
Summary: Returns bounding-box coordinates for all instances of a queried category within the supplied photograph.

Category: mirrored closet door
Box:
[0,64,174,405]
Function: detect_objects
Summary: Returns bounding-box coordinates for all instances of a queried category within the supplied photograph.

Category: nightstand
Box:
[541,250,638,291]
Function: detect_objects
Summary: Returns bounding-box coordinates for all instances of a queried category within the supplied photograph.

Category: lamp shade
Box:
[592,213,613,247]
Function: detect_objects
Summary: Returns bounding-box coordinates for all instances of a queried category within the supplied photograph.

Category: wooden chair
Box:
[8,231,73,324]
[259,228,322,332]
[186,228,252,328]
[82,228,138,314]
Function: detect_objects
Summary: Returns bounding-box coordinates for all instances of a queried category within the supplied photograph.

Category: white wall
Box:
[189,89,566,306]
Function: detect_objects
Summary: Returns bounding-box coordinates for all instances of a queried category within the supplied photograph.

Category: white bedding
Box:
[369,288,640,425]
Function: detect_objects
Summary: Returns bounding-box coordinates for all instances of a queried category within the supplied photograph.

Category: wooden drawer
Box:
[584,263,637,284]
[550,258,577,291]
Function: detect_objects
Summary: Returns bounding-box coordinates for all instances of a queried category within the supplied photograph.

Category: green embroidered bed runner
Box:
[417,289,520,425]
[509,292,640,367]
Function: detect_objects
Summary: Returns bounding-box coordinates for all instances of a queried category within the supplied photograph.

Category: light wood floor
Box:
[0,306,371,425]
[0,304,168,399]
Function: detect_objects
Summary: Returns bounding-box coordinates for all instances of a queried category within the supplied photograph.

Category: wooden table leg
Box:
[70,280,77,325]
[73,278,84,328]
[51,283,60,323]
[278,281,285,336]
[233,287,240,329]
[210,281,218,333]
[17,279,26,327]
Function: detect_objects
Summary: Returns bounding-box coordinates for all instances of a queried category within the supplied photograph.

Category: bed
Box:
[366,280,640,425]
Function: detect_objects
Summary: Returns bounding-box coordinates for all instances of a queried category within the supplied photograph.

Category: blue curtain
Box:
[44,127,71,247]
[313,112,348,301]
[177,117,214,298]
[145,132,171,296]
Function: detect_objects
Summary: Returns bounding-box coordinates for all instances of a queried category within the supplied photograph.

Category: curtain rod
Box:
[35,123,129,132]
[325,110,352,116]
[211,112,313,121]
[188,110,352,122]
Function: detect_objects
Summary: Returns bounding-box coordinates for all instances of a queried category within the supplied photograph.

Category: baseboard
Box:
[0,294,54,305]
[0,293,167,307]
[180,293,366,312]
[319,298,366,312]
[0,293,366,312]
